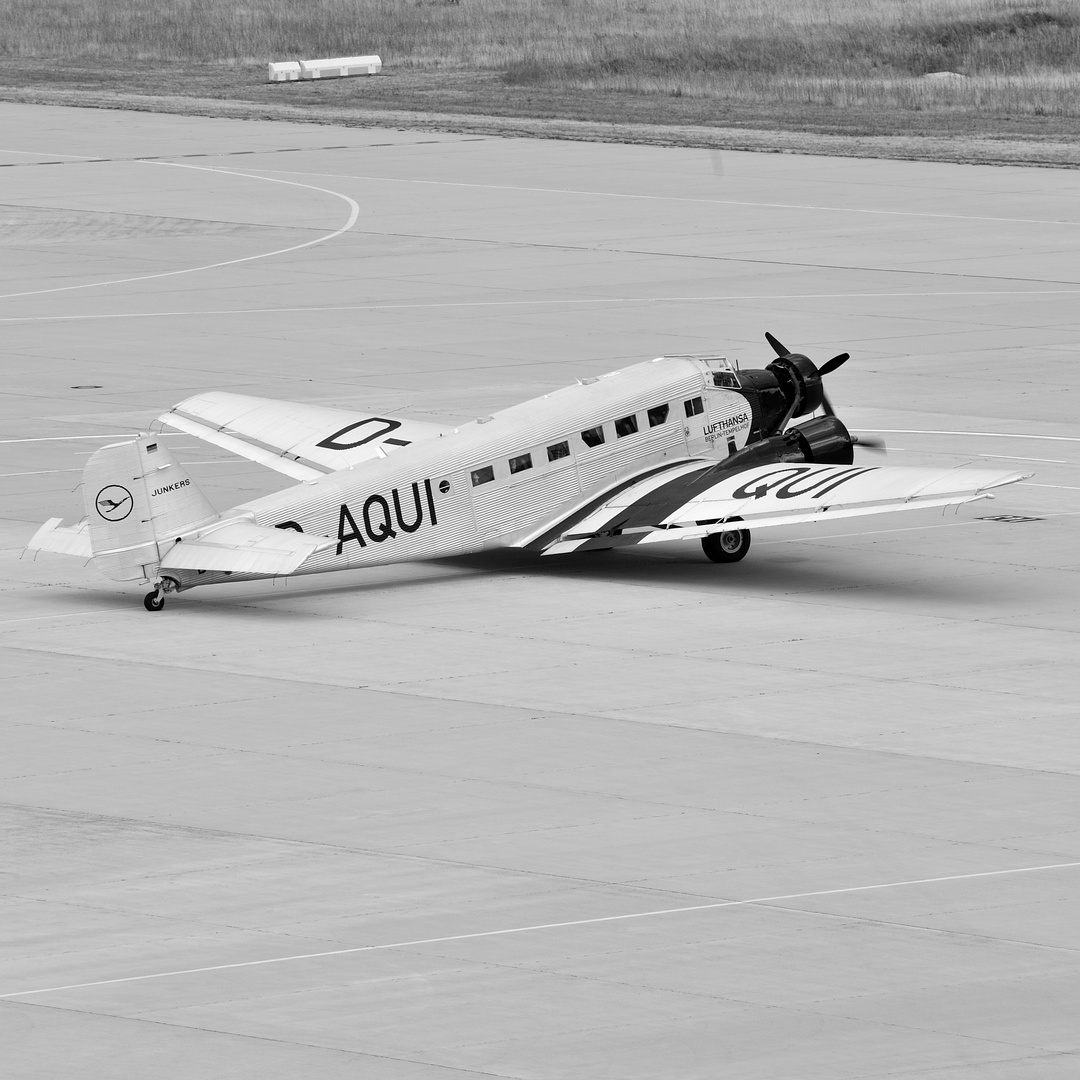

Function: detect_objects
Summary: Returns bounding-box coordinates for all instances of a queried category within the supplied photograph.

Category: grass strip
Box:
[2,0,1078,166]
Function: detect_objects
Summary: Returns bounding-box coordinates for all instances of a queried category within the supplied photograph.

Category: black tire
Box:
[143,591,165,612]
[701,528,751,563]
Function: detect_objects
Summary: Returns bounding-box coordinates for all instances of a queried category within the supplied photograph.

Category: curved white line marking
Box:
[0,161,360,301]
[252,165,1080,228]
[2,859,1077,1000]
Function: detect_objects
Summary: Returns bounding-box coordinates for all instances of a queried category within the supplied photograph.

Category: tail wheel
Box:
[702,527,751,563]
[143,576,179,612]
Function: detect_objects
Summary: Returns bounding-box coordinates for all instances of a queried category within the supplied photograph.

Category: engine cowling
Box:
[786,415,854,465]
[766,353,824,419]
[728,353,827,439]
[715,414,855,476]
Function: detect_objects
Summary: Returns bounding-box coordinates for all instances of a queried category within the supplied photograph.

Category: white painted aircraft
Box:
[28,335,1028,610]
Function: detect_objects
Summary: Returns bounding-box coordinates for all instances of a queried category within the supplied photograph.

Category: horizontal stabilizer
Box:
[160,520,335,576]
[26,517,93,559]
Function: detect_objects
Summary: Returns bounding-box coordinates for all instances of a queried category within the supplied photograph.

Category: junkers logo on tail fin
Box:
[95,485,133,521]
[732,466,876,501]
[336,479,438,553]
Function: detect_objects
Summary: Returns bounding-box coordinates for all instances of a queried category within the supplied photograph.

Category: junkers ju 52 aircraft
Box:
[29,334,1027,611]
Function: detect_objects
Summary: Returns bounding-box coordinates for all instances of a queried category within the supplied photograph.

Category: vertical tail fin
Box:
[83,436,218,582]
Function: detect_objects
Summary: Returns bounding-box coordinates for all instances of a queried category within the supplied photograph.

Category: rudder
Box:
[83,435,218,582]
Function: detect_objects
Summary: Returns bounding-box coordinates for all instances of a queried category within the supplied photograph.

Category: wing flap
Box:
[159,520,335,576]
[164,410,326,481]
[159,392,451,478]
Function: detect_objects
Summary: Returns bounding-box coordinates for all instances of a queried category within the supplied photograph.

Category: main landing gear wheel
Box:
[702,528,751,563]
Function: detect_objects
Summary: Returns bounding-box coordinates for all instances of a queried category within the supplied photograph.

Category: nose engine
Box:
[766,351,824,419]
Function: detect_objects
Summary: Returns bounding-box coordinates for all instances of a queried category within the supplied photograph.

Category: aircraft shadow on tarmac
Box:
[64,543,1024,613]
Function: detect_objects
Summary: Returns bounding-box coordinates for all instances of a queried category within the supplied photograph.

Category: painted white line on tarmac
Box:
[0,469,81,477]
[2,288,1079,325]
[0,163,360,301]
[245,166,1080,228]
[3,859,1077,1000]
[0,435,138,444]
[859,429,1080,444]
[2,460,238,478]
[978,453,1067,464]
[0,434,207,444]
[1,149,100,160]
[0,611,116,627]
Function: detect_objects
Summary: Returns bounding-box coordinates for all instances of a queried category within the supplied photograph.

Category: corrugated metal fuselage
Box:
[171,357,754,590]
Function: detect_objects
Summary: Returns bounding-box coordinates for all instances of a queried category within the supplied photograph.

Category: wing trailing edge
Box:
[163,410,327,481]
[158,392,453,479]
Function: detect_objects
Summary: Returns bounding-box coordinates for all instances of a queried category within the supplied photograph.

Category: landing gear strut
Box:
[143,576,179,612]
[701,527,751,563]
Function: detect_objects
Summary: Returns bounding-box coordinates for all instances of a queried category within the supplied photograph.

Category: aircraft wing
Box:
[159,393,452,480]
[523,460,1030,555]
[159,519,336,576]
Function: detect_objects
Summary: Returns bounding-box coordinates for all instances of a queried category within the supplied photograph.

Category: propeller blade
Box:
[820,388,835,418]
[818,352,850,376]
[765,331,789,358]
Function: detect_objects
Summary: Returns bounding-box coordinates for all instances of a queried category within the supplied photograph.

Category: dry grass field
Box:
[1,0,1079,149]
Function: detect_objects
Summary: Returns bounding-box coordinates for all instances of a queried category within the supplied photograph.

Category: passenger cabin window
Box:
[581,426,605,448]
[684,396,704,417]
[509,453,533,474]
[648,404,669,427]
[547,440,570,462]
[615,414,638,438]
[471,465,495,486]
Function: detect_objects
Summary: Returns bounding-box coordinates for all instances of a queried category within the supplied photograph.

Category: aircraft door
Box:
[682,393,709,454]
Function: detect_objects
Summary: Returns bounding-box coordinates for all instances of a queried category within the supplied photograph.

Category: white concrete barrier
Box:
[268,61,301,83]
[299,55,382,80]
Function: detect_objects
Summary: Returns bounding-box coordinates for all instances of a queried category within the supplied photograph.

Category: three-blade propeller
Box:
[764,332,884,451]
